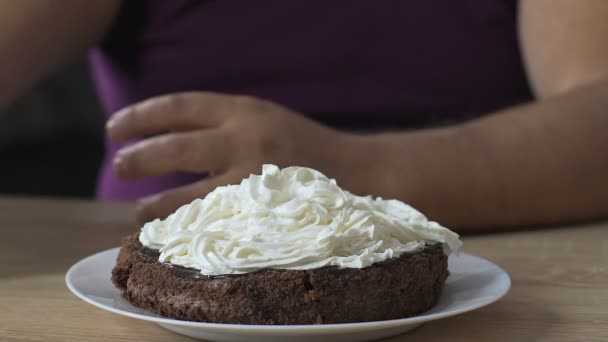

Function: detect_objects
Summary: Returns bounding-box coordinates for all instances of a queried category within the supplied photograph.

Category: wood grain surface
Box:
[1,196,606,342]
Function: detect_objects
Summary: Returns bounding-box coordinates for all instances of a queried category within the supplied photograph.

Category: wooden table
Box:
[1,196,606,342]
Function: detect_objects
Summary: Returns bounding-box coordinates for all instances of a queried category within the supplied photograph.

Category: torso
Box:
[90,0,533,200]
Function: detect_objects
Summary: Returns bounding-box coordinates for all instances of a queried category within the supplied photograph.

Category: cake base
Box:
[112,233,448,324]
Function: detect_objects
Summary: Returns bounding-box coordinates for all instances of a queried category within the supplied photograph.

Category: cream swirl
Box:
[140,164,462,275]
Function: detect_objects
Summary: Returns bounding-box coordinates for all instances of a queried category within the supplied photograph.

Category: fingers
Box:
[107,92,236,142]
[135,171,242,224]
[113,130,231,179]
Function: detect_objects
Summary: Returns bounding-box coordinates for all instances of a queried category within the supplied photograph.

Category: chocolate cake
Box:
[112,233,449,325]
[112,165,461,324]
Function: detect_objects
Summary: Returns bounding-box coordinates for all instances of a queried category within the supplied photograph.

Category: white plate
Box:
[66,248,510,342]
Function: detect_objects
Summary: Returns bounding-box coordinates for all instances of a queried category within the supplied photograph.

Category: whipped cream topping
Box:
[140,164,462,275]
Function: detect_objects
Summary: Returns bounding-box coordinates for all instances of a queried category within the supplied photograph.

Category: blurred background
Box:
[0,61,104,198]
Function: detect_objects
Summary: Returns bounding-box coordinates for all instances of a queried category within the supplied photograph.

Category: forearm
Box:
[0,0,121,110]
[339,78,608,231]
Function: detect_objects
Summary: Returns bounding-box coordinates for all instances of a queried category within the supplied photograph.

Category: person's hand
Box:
[106,92,349,224]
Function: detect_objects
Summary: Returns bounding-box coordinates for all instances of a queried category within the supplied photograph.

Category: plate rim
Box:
[65,247,510,335]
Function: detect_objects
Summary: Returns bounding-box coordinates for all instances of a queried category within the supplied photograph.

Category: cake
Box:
[112,164,462,324]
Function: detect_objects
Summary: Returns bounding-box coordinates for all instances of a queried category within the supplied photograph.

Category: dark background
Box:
[0,62,104,198]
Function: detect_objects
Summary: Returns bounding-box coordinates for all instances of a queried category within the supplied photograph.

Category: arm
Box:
[0,0,121,110]
[345,79,608,231]
[339,0,608,230]
[106,1,608,230]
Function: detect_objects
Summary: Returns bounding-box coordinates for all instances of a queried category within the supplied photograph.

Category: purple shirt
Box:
[90,0,532,201]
